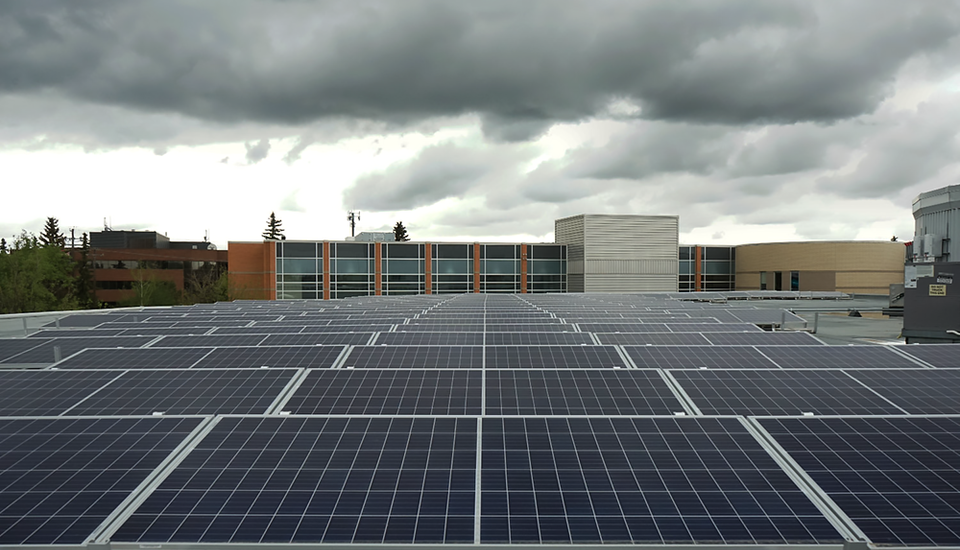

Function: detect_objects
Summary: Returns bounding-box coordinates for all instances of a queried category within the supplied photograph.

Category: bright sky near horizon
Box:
[3,1,960,249]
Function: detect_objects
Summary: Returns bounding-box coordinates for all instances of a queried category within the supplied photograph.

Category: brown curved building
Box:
[735,241,906,294]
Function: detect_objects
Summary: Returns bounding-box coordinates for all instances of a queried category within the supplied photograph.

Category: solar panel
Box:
[703,332,824,346]
[624,346,779,369]
[0,416,203,545]
[847,369,960,414]
[755,345,924,369]
[593,333,711,345]
[730,310,805,324]
[110,417,477,544]
[67,369,298,415]
[484,332,596,345]
[0,370,119,415]
[666,323,764,333]
[117,327,216,337]
[209,325,312,334]
[576,323,671,333]
[284,370,482,415]
[485,346,627,369]
[28,329,126,338]
[342,346,484,369]
[670,370,906,415]
[0,339,48,362]
[260,333,373,346]
[759,416,960,546]
[192,346,346,369]
[894,344,960,367]
[480,417,844,544]
[372,332,485,346]
[486,370,684,415]
[55,347,213,369]
[1,336,154,364]
[400,324,573,333]
[150,335,268,347]
[41,314,123,328]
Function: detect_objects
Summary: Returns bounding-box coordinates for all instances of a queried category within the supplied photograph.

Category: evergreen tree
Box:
[0,231,77,313]
[262,212,285,240]
[0,238,6,253]
[75,233,96,308]
[39,217,65,248]
[393,221,410,242]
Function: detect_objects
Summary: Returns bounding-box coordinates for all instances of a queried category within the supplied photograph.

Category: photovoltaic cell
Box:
[111,417,477,544]
[485,370,683,415]
[0,417,202,545]
[485,346,627,369]
[0,339,48,362]
[342,346,484,369]
[484,333,596,345]
[117,327,216,337]
[847,369,960,414]
[670,370,905,415]
[67,369,298,415]
[1,336,154,364]
[593,333,712,346]
[894,344,960,367]
[624,346,778,369]
[666,323,764,333]
[150,335,268,347]
[760,416,960,546]
[703,332,824,346]
[284,370,482,414]
[55,347,213,369]
[0,370,119,415]
[28,329,126,338]
[480,417,844,544]
[261,333,373,346]
[192,346,345,369]
[575,323,671,333]
[372,333,484,346]
[755,346,923,369]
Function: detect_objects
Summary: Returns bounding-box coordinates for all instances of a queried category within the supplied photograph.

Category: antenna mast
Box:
[347,211,360,237]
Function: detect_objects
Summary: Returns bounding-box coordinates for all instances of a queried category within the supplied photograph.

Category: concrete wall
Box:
[735,241,905,294]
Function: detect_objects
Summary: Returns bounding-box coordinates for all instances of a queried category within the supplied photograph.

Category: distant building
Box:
[555,214,679,292]
[229,240,566,300]
[352,231,395,242]
[79,230,227,306]
[912,184,960,263]
[734,241,905,294]
[679,245,736,292]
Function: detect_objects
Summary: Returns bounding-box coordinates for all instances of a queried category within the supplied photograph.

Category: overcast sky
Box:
[3,0,960,249]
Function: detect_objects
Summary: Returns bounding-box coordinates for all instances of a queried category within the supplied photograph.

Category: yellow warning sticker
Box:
[929,284,947,296]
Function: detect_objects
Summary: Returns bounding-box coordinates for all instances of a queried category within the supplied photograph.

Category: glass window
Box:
[484,245,516,259]
[791,270,800,291]
[679,261,692,275]
[334,243,370,258]
[281,242,317,258]
[386,243,420,258]
[679,247,691,260]
[385,259,420,274]
[704,261,731,275]
[434,259,471,274]
[334,259,370,274]
[483,260,519,275]
[530,260,563,274]
[531,245,562,260]
[435,244,471,259]
[704,247,730,261]
[760,271,767,290]
[281,258,318,274]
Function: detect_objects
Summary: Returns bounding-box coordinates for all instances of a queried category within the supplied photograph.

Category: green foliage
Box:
[262,211,285,240]
[182,265,229,304]
[39,217,66,248]
[122,270,181,307]
[0,231,78,313]
[75,233,97,309]
[393,221,410,242]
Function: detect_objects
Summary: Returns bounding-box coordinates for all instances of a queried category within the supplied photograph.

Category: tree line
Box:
[261,212,411,241]
[0,217,227,314]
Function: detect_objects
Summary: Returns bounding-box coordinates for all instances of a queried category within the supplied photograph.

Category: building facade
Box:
[734,241,905,294]
[555,214,679,292]
[228,241,566,300]
[679,245,736,292]
[80,230,227,306]
[912,184,960,263]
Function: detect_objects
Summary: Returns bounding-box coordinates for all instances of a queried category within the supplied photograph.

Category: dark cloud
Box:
[342,141,535,211]
[2,0,958,145]
[244,138,270,164]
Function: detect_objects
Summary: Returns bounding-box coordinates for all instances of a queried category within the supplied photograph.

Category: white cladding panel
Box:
[555,215,585,263]
[583,215,678,260]
[584,275,679,293]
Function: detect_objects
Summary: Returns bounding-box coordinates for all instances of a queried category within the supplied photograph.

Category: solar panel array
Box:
[0,292,957,547]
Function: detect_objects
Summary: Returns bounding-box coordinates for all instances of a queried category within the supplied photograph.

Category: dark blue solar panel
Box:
[756,346,923,369]
[150,335,268,347]
[847,369,960,414]
[55,347,213,369]
[260,333,373,346]
[191,346,345,369]
[624,346,778,369]
[703,332,824,346]
[67,369,298,415]
[485,332,596,345]
[373,332,484,346]
[284,370,482,414]
[0,339,47,361]
[0,336,153,364]
[760,416,960,546]
[486,370,683,415]
[111,417,477,544]
[594,333,712,345]
[895,344,960,367]
[0,370,119,415]
[0,417,202,545]
[480,417,844,544]
[486,346,626,369]
[671,370,906,415]
[343,346,484,369]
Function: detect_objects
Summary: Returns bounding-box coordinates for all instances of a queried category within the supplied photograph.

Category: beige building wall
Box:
[735,241,905,294]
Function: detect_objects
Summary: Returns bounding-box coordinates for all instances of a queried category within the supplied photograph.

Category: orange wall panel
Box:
[424,243,432,294]
[473,243,481,293]
[227,242,274,300]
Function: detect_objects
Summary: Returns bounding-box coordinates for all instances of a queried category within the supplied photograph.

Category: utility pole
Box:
[347,211,360,237]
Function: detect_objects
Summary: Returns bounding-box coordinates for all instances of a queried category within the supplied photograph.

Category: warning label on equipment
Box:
[929,284,947,296]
